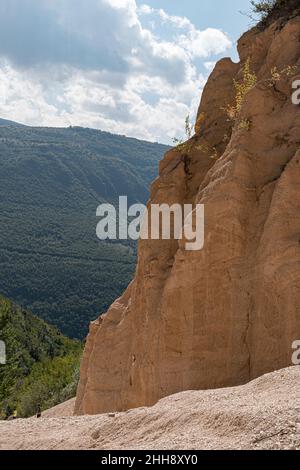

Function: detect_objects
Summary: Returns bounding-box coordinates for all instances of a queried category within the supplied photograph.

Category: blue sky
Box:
[136,0,252,41]
[0,0,254,143]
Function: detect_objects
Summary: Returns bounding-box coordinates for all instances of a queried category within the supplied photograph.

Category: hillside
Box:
[1,367,299,450]
[0,123,168,338]
[0,296,81,419]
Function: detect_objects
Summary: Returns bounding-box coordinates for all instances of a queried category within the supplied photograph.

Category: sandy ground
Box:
[0,367,300,450]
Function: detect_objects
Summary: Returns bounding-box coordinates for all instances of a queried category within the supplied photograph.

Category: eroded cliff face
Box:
[75,14,300,415]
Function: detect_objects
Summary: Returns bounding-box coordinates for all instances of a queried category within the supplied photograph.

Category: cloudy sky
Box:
[0,0,253,143]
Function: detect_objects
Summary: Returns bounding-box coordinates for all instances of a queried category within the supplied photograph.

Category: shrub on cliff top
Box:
[251,0,276,19]
[251,0,300,27]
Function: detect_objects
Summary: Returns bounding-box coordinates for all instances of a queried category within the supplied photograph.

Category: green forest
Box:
[0,122,168,338]
[0,296,82,419]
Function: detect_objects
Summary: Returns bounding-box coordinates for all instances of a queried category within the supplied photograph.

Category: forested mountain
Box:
[0,296,81,418]
[0,118,24,127]
[0,122,168,338]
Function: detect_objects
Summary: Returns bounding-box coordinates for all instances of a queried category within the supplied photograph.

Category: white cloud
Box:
[0,1,232,143]
[138,5,232,58]
[179,28,232,59]
[138,4,153,15]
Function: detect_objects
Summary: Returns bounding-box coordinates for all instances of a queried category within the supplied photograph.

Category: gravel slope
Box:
[1,367,300,450]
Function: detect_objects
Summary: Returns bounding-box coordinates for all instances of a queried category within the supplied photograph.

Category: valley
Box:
[0,122,168,338]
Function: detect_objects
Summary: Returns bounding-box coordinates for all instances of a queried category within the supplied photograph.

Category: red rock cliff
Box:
[75,11,300,415]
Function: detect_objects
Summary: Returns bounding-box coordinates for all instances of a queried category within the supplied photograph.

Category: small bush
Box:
[251,0,276,20]
[250,0,300,28]
[239,118,252,131]
[268,65,298,87]
[193,143,219,160]
[226,58,257,122]
[173,114,194,147]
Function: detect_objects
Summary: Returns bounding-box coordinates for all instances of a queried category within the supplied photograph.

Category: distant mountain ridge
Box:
[0,122,169,338]
[0,118,25,127]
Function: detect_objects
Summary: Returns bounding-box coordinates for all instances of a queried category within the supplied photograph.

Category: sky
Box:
[0,0,254,144]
